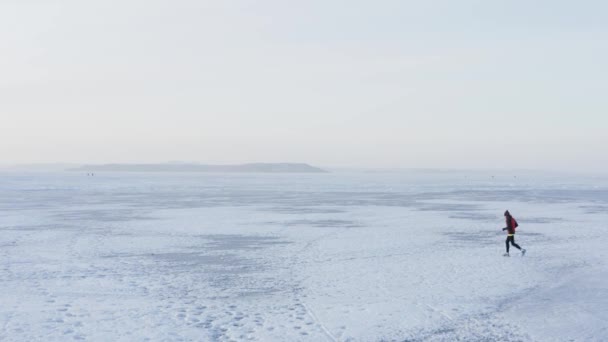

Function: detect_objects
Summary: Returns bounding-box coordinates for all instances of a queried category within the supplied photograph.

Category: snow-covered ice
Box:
[1,171,607,341]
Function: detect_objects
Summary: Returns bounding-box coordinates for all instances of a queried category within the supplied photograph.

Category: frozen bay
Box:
[1,171,607,341]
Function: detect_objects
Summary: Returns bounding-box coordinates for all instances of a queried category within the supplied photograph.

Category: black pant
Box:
[506,236,521,253]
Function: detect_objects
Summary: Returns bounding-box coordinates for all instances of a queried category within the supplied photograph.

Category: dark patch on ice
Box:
[443,231,502,245]
[268,219,362,228]
[0,224,78,231]
[106,234,293,296]
[100,251,229,263]
[151,252,243,266]
[106,247,281,295]
[234,285,284,298]
[262,206,346,214]
[52,208,155,222]
[201,234,291,251]
[449,212,498,221]
[520,217,563,224]
[401,312,530,342]
[416,202,481,212]
[515,231,545,237]
[579,205,608,214]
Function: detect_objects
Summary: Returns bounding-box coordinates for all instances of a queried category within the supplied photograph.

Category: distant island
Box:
[70,163,327,173]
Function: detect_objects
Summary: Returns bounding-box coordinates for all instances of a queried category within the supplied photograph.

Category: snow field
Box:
[1,172,607,341]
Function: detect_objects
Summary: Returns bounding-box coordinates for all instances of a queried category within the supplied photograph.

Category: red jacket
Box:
[504,215,518,234]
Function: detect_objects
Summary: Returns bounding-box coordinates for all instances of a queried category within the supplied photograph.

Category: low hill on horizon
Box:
[70,163,327,173]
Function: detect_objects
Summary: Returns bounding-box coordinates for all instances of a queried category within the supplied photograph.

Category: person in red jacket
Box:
[502,210,526,256]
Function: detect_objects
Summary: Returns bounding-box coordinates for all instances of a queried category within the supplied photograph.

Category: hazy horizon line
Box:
[1,161,605,176]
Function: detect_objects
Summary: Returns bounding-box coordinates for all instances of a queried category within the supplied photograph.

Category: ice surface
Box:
[1,171,607,341]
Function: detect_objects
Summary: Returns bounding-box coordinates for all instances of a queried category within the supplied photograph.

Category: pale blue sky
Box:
[1,1,606,171]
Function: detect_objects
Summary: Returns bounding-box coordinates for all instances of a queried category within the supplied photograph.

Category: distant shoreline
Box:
[69,163,327,173]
